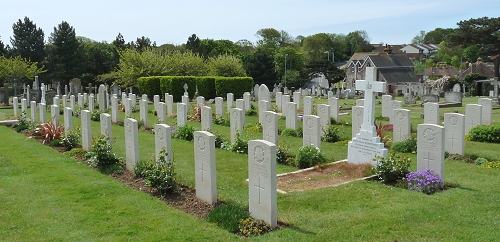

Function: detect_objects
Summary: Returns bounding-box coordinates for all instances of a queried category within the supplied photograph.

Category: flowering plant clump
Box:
[406,169,443,195]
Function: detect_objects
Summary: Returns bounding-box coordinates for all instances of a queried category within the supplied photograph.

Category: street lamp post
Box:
[284,53,288,88]
[332,48,334,63]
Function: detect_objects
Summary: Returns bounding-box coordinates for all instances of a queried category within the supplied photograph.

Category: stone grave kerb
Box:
[355,67,386,136]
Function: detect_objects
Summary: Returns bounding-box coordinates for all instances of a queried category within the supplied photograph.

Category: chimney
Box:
[384,44,392,54]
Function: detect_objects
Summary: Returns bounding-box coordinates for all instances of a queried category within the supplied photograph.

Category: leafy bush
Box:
[206,54,247,77]
[391,133,417,153]
[212,131,228,148]
[406,169,443,195]
[61,127,81,150]
[137,76,162,97]
[244,122,262,132]
[374,151,411,184]
[64,148,88,160]
[206,203,250,233]
[214,113,230,126]
[214,76,253,99]
[144,149,177,194]
[322,125,343,142]
[281,128,300,137]
[221,133,248,154]
[33,122,65,145]
[173,125,195,141]
[90,110,102,121]
[239,217,272,237]
[15,112,35,133]
[295,145,326,169]
[468,125,500,143]
[160,76,197,101]
[474,157,488,166]
[87,135,121,168]
[196,76,217,99]
[276,143,292,165]
[134,159,154,178]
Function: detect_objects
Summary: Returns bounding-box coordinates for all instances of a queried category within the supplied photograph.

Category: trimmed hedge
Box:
[137,76,162,99]
[468,125,500,143]
[196,76,217,99]
[215,77,254,99]
[137,75,253,101]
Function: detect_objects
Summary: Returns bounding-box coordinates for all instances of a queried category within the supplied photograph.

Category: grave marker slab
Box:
[236,99,245,114]
[13,97,19,117]
[444,113,465,155]
[125,118,139,171]
[262,111,278,144]
[51,104,59,126]
[100,113,112,140]
[293,92,301,110]
[194,131,217,204]
[352,106,364,138]
[303,96,313,115]
[328,97,339,122]
[465,104,482,134]
[393,108,411,142]
[140,99,148,127]
[227,93,234,109]
[317,104,330,131]
[276,92,282,112]
[201,106,212,131]
[215,97,224,118]
[166,94,174,115]
[389,100,403,124]
[21,99,28,118]
[281,95,290,117]
[248,139,277,228]
[258,100,269,123]
[30,101,37,123]
[111,95,118,123]
[153,95,160,112]
[62,95,67,108]
[182,95,189,105]
[417,124,445,180]
[303,115,321,149]
[88,94,94,113]
[285,102,298,130]
[197,96,205,110]
[177,103,187,127]
[157,102,166,124]
[478,98,492,125]
[243,92,251,111]
[81,110,91,151]
[230,108,244,143]
[424,102,439,124]
[356,99,364,106]
[64,107,73,133]
[258,84,271,102]
[155,124,173,163]
[39,103,46,123]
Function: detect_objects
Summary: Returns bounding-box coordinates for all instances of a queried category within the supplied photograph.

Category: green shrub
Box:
[15,112,35,133]
[239,217,272,237]
[468,125,500,143]
[160,76,197,101]
[214,76,253,98]
[159,76,172,95]
[374,151,411,184]
[87,135,121,169]
[322,125,343,142]
[212,131,228,148]
[90,110,102,121]
[221,133,248,154]
[391,133,417,153]
[244,122,262,132]
[64,148,88,160]
[281,128,300,137]
[196,76,217,99]
[173,125,195,141]
[134,159,154,178]
[144,149,177,194]
[276,143,292,165]
[137,76,162,97]
[206,203,250,233]
[214,113,230,126]
[474,157,488,166]
[295,145,326,169]
[61,127,81,150]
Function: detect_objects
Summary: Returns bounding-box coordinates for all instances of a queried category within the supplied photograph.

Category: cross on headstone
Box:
[254,176,265,205]
[355,67,386,135]
[448,132,457,148]
[199,162,207,183]
[423,151,435,167]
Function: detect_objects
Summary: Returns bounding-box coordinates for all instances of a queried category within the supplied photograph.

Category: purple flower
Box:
[406,169,443,195]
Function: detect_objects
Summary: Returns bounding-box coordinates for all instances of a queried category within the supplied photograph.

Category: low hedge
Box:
[159,76,197,102]
[215,77,253,99]
[468,125,500,143]
[196,76,217,99]
[137,76,162,98]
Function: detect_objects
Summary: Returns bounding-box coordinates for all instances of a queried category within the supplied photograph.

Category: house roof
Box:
[416,66,461,77]
[379,68,420,84]
[364,53,414,68]
[458,62,496,80]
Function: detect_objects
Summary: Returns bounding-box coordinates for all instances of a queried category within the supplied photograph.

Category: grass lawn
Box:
[0,96,499,241]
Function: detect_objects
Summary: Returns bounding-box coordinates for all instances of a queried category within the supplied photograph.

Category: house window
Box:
[358,64,361,72]
[351,66,355,73]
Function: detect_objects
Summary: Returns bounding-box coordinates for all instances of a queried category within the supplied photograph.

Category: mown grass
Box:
[1,96,499,241]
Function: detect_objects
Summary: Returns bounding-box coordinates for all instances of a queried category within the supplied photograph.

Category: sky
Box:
[0,0,499,47]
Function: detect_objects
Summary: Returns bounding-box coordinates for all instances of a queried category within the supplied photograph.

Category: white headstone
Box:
[348,67,388,165]
[64,107,73,133]
[177,103,187,127]
[130,93,137,108]
[197,96,205,111]
[478,98,492,125]
[111,95,118,123]
[328,97,339,122]
[142,94,147,101]
[81,110,91,151]
[153,95,160,112]
[248,139,277,228]
[62,95,67,108]
[21,98,28,118]
[50,104,59,126]
[465,104,482,134]
[293,92,301,110]
[53,96,60,107]
[125,98,132,116]
[30,101,37,123]
[140,99,148,127]
[389,100,403,124]
[393,108,411,142]
[13,97,19,117]
[258,84,271,102]
[155,124,173,163]
[281,95,290,117]
[88,94,94,113]
[356,99,364,107]
[70,95,75,111]
[275,92,283,112]
[194,131,217,204]
[286,102,298,130]
[125,118,139,171]
[262,111,278,144]
[417,124,445,180]
[243,92,251,111]
[424,102,439,125]
[253,84,260,100]
[303,96,313,116]
[83,92,88,105]
[317,104,330,132]
[227,93,234,109]
[230,108,244,143]
[39,103,46,123]
[328,91,334,99]
[182,95,189,105]
[166,94,174,115]
[157,102,166,124]
[78,94,84,107]
[444,113,465,155]
[215,97,224,118]
[258,100,269,124]
[302,115,321,149]
[236,99,245,114]
[201,106,212,131]
[40,83,46,104]
[100,113,112,140]
[351,106,364,138]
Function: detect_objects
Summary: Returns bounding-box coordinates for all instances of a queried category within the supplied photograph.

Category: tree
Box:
[463,44,481,62]
[305,59,345,86]
[79,39,116,83]
[10,17,45,63]
[245,48,276,87]
[450,17,500,77]
[412,59,426,74]
[302,33,334,63]
[411,30,426,44]
[112,33,126,51]
[424,28,456,43]
[185,34,201,54]
[46,21,81,83]
[0,55,46,86]
[135,36,156,52]
[347,30,373,54]
[206,54,246,77]
[451,55,461,68]
[434,41,463,65]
